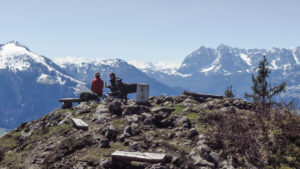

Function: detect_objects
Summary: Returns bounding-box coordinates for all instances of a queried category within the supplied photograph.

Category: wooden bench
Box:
[59,98,83,109]
[183,91,223,100]
[111,151,166,163]
[108,83,137,96]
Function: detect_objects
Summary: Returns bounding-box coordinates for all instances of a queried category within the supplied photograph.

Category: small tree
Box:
[245,55,286,108]
[224,84,235,98]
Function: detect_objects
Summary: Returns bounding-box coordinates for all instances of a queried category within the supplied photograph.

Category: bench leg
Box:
[62,102,73,109]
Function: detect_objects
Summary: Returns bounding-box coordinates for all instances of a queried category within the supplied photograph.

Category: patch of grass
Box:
[80,142,125,162]
[59,109,77,117]
[198,109,212,114]
[0,150,23,169]
[177,144,193,153]
[279,165,294,169]
[195,123,210,134]
[173,105,185,114]
[186,112,199,120]
[29,123,73,141]
[150,129,175,139]
[46,123,73,137]
[0,130,21,150]
[111,119,125,130]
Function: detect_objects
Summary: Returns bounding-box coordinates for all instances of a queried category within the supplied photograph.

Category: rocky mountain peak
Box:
[0,95,254,168]
[1,94,298,168]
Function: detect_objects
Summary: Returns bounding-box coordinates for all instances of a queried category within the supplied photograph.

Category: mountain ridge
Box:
[0,42,183,129]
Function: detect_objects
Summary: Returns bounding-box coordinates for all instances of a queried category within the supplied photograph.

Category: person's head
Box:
[95,72,101,79]
[109,72,116,80]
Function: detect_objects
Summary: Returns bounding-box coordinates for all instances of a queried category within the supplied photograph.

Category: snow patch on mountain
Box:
[0,42,54,72]
[54,56,124,68]
[292,49,300,65]
[0,42,88,95]
[128,60,191,77]
[240,53,252,66]
[37,73,66,85]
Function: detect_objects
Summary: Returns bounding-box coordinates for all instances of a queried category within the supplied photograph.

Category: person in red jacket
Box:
[91,72,104,99]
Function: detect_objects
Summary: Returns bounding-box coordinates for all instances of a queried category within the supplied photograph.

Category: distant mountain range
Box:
[130,44,300,99]
[0,41,182,129]
[54,57,182,96]
[1,41,300,130]
[0,41,89,129]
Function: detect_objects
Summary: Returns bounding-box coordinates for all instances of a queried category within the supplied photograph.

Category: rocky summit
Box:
[0,95,299,169]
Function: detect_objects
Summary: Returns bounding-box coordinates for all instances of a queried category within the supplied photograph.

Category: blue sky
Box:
[1,0,300,62]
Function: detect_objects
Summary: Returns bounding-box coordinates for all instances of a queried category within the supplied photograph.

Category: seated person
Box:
[91,72,104,101]
[106,72,119,96]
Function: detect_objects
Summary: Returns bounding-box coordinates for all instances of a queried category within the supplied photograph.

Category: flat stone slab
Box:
[151,107,175,113]
[59,98,83,109]
[71,118,88,130]
[59,98,82,102]
[111,151,166,163]
[183,91,223,99]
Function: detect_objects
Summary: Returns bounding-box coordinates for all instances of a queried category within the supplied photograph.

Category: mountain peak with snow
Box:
[177,44,300,75]
[0,42,87,93]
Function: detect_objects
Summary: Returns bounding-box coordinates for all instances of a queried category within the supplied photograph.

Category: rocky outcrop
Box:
[0,94,293,169]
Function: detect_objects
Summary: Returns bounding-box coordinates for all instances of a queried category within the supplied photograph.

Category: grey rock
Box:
[75,102,91,115]
[175,117,191,128]
[188,128,199,138]
[190,144,212,163]
[73,162,87,169]
[141,112,153,125]
[151,107,175,114]
[123,104,140,115]
[245,162,258,169]
[219,161,235,169]
[160,118,175,128]
[192,155,215,168]
[197,134,207,145]
[74,102,90,110]
[58,111,73,126]
[171,156,183,167]
[109,101,122,115]
[20,130,32,141]
[95,104,109,114]
[223,100,231,107]
[99,138,110,148]
[71,118,88,130]
[129,141,142,151]
[123,125,132,135]
[144,133,155,142]
[209,151,220,165]
[99,159,112,169]
[104,125,118,141]
[145,163,169,169]
[92,113,111,124]
[126,114,140,124]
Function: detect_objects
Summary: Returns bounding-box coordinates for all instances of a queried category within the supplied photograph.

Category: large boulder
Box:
[95,104,109,114]
[109,101,122,115]
[92,113,111,124]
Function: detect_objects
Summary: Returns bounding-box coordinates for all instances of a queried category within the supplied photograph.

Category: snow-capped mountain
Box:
[178,44,300,75]
[137,44,300,98]
[54,57,183,97]
[0,41,88,129]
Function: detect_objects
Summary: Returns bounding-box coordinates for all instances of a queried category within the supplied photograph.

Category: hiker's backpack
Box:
[115,78,124,90]
[80,92,98,102]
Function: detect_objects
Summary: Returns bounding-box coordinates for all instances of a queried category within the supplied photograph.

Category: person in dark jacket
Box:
[107,73,118,92]
[91,72,104,97]
[106,72,120,96]
[106,72,129,103]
